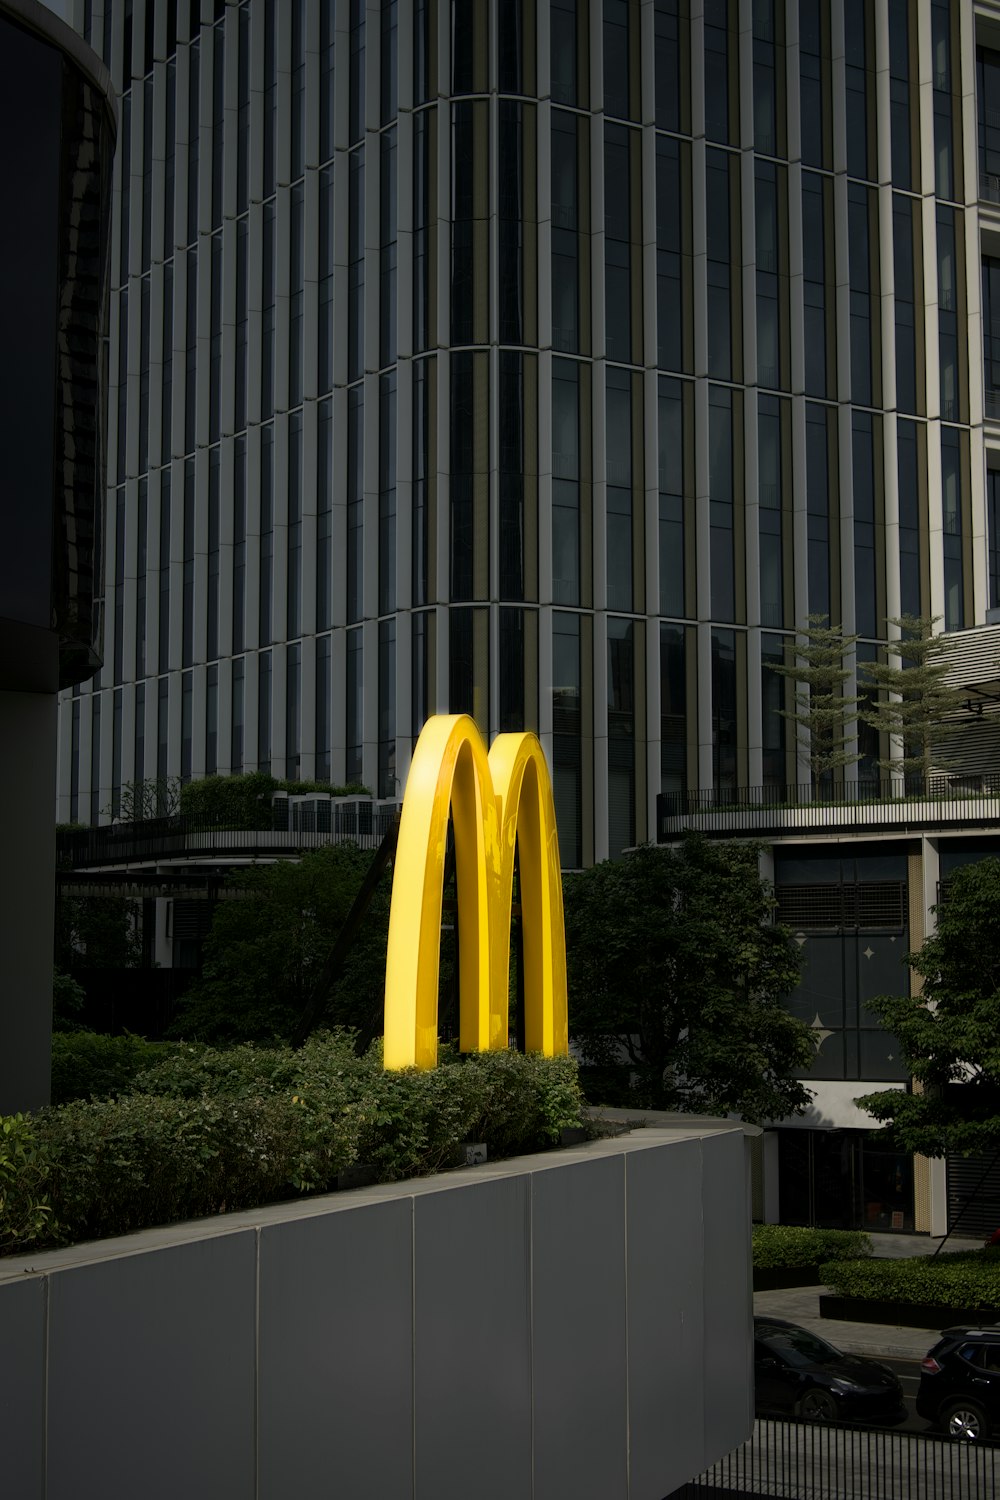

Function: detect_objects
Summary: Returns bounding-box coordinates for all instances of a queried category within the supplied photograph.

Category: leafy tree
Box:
[858,615,965,780]
[170,844,391,1044]
[52,969,87,1033]
[55,893,143,976]
[771,615,862,786]
[563,836,814,1121]
[107,776,181,822]
[857,858,1000,1156]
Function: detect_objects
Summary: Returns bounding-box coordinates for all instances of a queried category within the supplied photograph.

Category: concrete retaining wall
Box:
[0,1122,754,1500]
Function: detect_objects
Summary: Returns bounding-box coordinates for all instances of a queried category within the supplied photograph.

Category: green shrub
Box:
[133,1040,303,1099]
[821,1251,1000,1310]
[752,1224,873,1269]
[39,1089,361,1243]
[178,772,372,828]
[0,1115,55,1254]
[51,1032,176,1105]
[3,1035,588,1254]
[178,771,280,829]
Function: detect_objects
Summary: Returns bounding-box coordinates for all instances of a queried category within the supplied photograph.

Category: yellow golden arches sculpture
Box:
[382,715,569,1070]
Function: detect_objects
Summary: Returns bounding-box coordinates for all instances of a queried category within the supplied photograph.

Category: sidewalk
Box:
[754,1231,986,1362]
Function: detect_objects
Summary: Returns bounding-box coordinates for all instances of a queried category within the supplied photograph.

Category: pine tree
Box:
[858,615,965,781]
[771,616,862,787]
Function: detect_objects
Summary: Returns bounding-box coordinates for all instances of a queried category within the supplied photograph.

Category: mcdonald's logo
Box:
[383,715,569,1070]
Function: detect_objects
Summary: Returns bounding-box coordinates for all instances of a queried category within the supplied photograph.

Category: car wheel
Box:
[942,1400,991,1442]
[797,1388,838,1422]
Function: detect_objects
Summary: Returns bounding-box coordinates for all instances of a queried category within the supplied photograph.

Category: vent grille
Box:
[172,899,215,942]
[946,1152,1000,1239]
[776,882,907,931]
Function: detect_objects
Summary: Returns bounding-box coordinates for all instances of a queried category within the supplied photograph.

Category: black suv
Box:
[916,1326,1000,1440]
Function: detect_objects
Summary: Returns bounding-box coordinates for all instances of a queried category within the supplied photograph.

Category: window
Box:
[988,468,1000,610]
[805,404,830,620]
[607,618,635,857]
[704,0,733,145]
[709,386,734,621]
[941,427,964,631]
[893,196,917,415]
[658,378,685,617]
[604,124,632,363]
[552,360,580,606]
[660,623,686,795]
[284,639,301,780]
[978,46,1000,195]
[552,111,580,353]
[798,0,826,169]
[938,208,960,421]
[802,172,828,398]
[888,0,913,190]
[656,137,684,373]
[852,413,877,638]
[897,420,921,618]
[758,396,783,629]
[553,612,582,867]
[706,150,733,381]
[606,368,633,612]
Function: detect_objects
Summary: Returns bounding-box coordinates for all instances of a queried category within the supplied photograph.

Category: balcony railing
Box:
[981,169,1000,204]
[58,801,401,870]
[658,775,1000,839]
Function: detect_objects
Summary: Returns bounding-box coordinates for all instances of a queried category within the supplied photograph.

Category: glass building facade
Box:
[60,0,997,866]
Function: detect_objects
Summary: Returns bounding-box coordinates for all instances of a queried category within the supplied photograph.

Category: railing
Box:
[58,803,401,870]
[657,776,1000,839]
[667,1417,999,1500]
[981,170,1000,204]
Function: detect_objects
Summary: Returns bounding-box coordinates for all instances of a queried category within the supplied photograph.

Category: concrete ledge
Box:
[0,1121,755,1500]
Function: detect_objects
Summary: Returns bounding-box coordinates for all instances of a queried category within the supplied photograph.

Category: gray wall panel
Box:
[0,1275,45,1500]
[46,1232,257,1500]
[413,1175,532,1500]
[625,1140,706,1500]
[700,1134,754,1456]
[0,1123,753,1500]
[257,1198,414,1500]
[531,1155,628,1500]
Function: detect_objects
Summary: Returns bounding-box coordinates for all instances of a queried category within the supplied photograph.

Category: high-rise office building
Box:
[59,0,995,860]
[61,1,1000,1230]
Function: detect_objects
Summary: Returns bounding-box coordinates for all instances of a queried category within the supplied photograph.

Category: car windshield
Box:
[758,1325,842,1369]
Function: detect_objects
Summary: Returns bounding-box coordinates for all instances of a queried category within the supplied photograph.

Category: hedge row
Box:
[820,1250,1000,1310]
[178,772,369,828]
[752,1224,873,1269]
[51,1031,174,1106]
[0,1033,588,1256]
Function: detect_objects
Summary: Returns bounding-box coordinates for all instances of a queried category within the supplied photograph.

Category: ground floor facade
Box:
[750,829,1000,1239]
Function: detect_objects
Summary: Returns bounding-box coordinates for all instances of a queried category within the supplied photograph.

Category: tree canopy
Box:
[772,615,862,785]
[563,836,813,1121]
[170,844,391,1045]
[857,615,965,779]
[857,858,1000,1156]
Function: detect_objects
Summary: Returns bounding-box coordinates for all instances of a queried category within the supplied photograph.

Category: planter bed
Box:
[820,1294,1000,1330]
[753,1266,824,1291]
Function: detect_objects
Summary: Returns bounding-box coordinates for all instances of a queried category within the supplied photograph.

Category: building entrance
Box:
[778,1129,914,1232]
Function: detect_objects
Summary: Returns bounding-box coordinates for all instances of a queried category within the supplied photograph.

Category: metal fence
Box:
[657,778,1000,839]
[57,805,400,869]
[666,1418,1000,1500]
